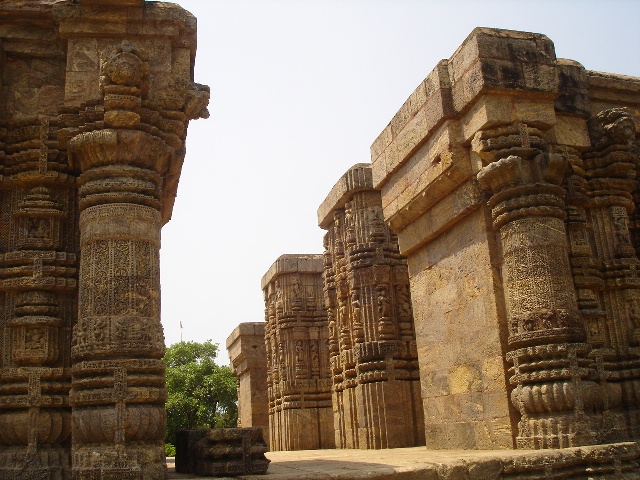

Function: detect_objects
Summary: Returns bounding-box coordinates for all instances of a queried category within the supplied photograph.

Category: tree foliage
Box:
[164,340,238,444]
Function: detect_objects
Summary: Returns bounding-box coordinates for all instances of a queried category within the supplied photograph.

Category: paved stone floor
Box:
[166,443,640,479]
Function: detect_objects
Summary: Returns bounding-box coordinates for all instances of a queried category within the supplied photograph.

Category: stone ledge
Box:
[168,443,640,479]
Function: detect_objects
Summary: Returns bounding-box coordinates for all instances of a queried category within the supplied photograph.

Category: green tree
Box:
[164,340,238,445]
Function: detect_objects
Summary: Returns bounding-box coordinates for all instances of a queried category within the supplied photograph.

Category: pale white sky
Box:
[160,0,640,365]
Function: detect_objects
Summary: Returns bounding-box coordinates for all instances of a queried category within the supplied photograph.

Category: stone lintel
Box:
[261,254,323,290]
[0,0,58,21]
[588,70,640,120]
[317,163,373,229]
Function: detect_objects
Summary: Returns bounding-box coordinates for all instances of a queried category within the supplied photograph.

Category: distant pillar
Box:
[262,255,335,451]
[226,322,270,448]
[318,163,424,449]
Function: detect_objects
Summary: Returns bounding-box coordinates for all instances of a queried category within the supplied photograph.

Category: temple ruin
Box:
[226,322,270,448]
[229,26,640,476]
[0,0,207,478]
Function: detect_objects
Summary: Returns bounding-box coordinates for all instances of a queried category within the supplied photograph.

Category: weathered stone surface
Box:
[371,25,640,463]
[244,442,640,480]
[226,322,270,448]
[175,428,270,477]
[0,1,207,478]
[318,163,424,449]
[262,255,335,451]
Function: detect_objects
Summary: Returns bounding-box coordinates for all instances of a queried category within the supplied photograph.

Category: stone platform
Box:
[167,442,640,479]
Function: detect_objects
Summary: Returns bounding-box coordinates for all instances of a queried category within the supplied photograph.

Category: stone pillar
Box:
[476,132,600,448]
[584,108,640,439]
[262,255,334,451]
[318,163,424,449]
[226,322,270,448]
[67,44,172,479]
[0,0,208,477]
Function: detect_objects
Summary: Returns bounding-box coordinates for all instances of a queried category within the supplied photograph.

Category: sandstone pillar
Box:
[262,255,334,451]
[226,322,270,448]
[318,163,424,449]
[0,5,77,479]
[584,108,640,439]
[476,139,599,448]
[0,0,208,477]
[67,44,171,479]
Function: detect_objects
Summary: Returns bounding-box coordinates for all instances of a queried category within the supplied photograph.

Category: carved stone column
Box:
[584,108,640,439]
[262,255,334,451]
[68,44,171,480]
[319,164,424,449]
[0,123,77,480]
[476,124,600,449]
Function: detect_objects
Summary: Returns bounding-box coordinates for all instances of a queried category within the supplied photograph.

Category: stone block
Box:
[552,114,590,149]
[555,58,590,115]
[449,365,483,395]
[175,428,270,477]
[67,38,99,73]
[460,94,556,143]
[381,122,473,234]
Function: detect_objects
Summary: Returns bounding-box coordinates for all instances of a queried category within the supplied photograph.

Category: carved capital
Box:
[69,129,172,177]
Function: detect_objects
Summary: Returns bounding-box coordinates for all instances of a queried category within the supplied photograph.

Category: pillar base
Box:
[72,445,165,480]
[0,446,71,480]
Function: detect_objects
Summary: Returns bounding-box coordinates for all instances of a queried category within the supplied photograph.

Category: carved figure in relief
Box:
[377,286,390,319]
[27,327,45,349]
[397,285,411,318]
[275,286,283,315]
[588,108,637,149]
[613,213,632,247]
[28,218,50,240]
[294,340,306,378]
[627,298,640,345]
[351,291,364,343]
[100,41,148,91]
[93,319,107,342]
[310,340,320,377]
[345,203,356,246]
